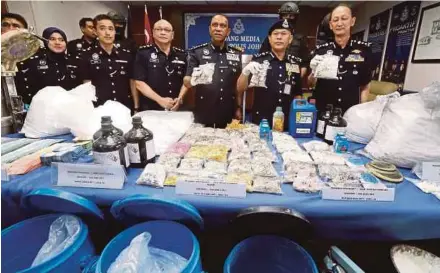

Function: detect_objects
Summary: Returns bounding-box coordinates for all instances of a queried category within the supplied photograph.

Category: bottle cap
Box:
[132,116,142,124]
[275,106,283,112]
[101,116,112,123]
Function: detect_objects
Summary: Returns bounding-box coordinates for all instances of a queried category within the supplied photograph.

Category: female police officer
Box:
[308,4,372,114]
[15,27,81,105]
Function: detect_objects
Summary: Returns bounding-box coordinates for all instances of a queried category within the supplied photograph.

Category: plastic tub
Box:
[1,214,95,273]
[224,235,318,273]
[96,220,202,273]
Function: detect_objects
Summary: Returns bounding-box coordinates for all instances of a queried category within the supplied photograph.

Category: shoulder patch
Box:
[351,39,371,47]
[227,45,243,53]
[139,44,153,50]
[189,42,209,51]
[288,55,302,63]
[172,46,185,53]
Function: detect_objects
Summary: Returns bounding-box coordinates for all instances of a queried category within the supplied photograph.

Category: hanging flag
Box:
[144,4,153,44]
[127,2,133,40]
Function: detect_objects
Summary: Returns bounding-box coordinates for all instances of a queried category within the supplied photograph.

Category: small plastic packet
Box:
[275,143,303,153]
[292,173,322,193]
[252,151,278,163]
[214,129,230,140]
[213,138,233,149]
[282,151,313,164]
[164,172,178,186]
[229,148,251,161]
[272,131,294,144]
[284,162,317,178]
[252,158,278,177]
[302,140,331,153]
[360,172,387,189]
[179,158,204,171]
[185,145,209,159]
[310,151,346,165]
[314,54,340,80]
[165,142,191,157]
[177,170,225,182]
[318,164,361,185]
[247,140,269,152]
[226,172,253,192]
[252,176,283,195]
[230,137,247,149]
[206,145,229,162]
[136,164,166,188]
[204,160,228,174]
[228,159,252,173]
[157,153,181,169]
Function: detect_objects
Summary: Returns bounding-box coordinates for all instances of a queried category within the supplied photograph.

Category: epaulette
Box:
[351,40,371,47]
[189,43,209,51]
[316,42,329,49]
[172,46,185,53]
[252,51,270,58]
[227,45,243,52]
[288,55,302,63]
[122,48,131,53]
[138,44,153,50]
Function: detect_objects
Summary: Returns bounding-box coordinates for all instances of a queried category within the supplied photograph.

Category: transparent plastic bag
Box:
[108,232,187,273]
[282,151,313,165]
[310,151,346,165]
[165,142,191,157]
[32,215,80,267]
[179,158,204,171]
[206,145,229,162]
[251,158,278,177]
[228,159,252,174]
[314,54,339,80]
[157,154,181,170]
[136,164,166,188]
[291,173,322,193]
[318,164,362,185]
[185,145,210,159]
[252,176,283,195]
[164,172,178,186]
[226,172,253,192]
[229,149,251,161]
[275,142,303,153]
[284,162,316,178]
[252,151,278,163]
[302,140,331,153]
[204,160,228,174]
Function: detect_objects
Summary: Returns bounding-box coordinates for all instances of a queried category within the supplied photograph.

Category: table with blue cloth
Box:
[2,134,440,241]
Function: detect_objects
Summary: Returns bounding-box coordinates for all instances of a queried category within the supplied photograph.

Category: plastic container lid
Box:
[21,188,104,221]
[110,194,204,230]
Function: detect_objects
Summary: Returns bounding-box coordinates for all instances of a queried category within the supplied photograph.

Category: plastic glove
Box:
[310,55,325,74]
[242,61,263,76]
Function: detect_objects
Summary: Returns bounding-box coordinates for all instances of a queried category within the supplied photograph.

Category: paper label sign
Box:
[322,186,395,202]
[422,162,440,182]
[55,163,126,189]
[176,180,246,198]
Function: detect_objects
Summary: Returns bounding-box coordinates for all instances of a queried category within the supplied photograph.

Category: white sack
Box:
[343,92,400,144]
[365,84,440,168]
[21,83,95,138]
[135,111,194,155]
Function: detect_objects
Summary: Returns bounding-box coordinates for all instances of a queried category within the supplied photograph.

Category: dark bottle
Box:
[92,120,130,168]
[124,117,155,168]
[316,104,333,139]
[93,116,123,140]
[324,108,347,145]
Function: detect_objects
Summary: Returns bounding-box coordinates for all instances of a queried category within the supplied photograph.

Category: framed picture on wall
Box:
[412,2,440,63]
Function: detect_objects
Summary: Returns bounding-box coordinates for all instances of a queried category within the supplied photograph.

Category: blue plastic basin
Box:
[96,220,202,273]
[224,235,318,273]
[1,214,95,273]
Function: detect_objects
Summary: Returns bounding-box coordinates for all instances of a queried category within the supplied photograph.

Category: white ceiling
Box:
[132,1,363,8]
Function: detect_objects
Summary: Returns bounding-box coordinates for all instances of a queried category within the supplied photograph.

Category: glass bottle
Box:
[324,108,347,145]
[124,117,155,168]
[316,104,333,139]
[92,120,129,168]
[93,116,123,141]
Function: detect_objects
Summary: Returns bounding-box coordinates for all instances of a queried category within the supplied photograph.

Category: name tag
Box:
[283,84,291,95]
[172,60,185,64]
[176,180,246,198]
[422,162,440,182]
[54,163,126,189]
[202,55,212,60]
[116,60,128,63]
[286,63,300,73]
[90,60,101,65]
[37,65,48,70]
[345,54,364,62]
[226,53,239,61]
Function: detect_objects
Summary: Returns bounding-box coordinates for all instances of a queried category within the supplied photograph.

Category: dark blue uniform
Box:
[312,39,372,114]
[15,47,81,105]
[133,44,186,110]
[251,51,302,129]
[67,36,97,60]
[79,44,134,108]
[186,42,242,128]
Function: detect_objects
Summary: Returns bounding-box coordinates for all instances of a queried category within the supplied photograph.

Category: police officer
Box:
[107,11,137,54]
[15,27,81,105]
[134,19,187,112]
[259,2,309,78]
[67,17,97,60]
[1,13,28,34]
[237,19,302,130]
[80,14,136,109]
[308,4,372,114]
[183,14,242,128]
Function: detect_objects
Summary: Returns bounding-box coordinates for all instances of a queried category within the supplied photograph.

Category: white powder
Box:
[393,249,440,273]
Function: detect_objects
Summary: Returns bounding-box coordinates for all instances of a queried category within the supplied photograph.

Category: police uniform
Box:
[67,37,97,60]
[251,52,302,129]
[79,44,134,108]
[312,39,372,114]
[186,42,242,128]
[133,44,186,110]
[260,33,309,70]
[15,47,81,105]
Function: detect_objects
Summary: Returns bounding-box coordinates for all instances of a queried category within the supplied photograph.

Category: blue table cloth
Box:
[2,135,440,241]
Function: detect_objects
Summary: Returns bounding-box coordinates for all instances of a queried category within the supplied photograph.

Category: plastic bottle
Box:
[324,108,347,145]
[93,119,130,168]
[316,104,333,139]
[93,116,123,140]
[259,119,269,140]
[334,132,349,153]
[124,117,155,168]
[272,106,285,132]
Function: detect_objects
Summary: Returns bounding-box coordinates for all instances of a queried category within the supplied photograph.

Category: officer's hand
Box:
[235,108,243,121]
[242,61,263,76]
[310,55,325,74]
[159,97,175,110]
[170,98,180,111]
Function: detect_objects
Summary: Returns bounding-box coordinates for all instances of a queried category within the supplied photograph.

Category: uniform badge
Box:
[345,54,364,62]
[353,70,358,75]
[203,49,209,55]
[286,63,300,74]
[202,55,212,60]
[282,19,289,28]
[149,53,159,63]
[115,43,121,48]
[76,43,82,49]
[326,50,333,55]
[37,59,48,70]
[91,53,101,64]
[39,59,46,66]
[351,49,361,54]
[226,53,239,61]
[151,53,157,59]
